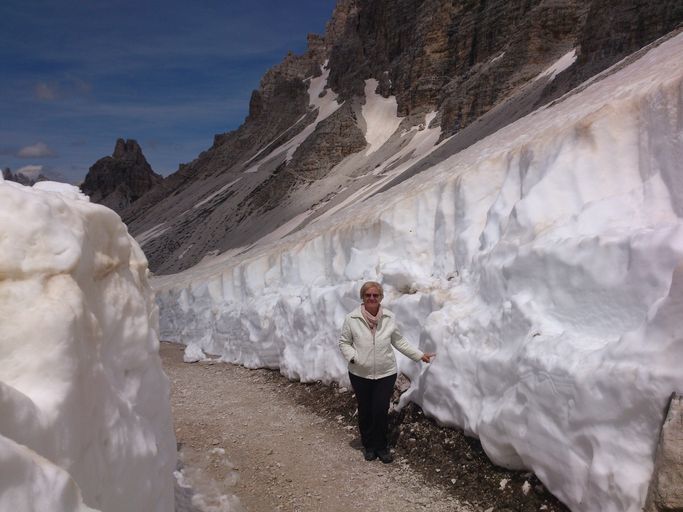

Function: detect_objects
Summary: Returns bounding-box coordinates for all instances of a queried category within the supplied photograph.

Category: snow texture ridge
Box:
[154,33,683,512]
[0,179,176,511]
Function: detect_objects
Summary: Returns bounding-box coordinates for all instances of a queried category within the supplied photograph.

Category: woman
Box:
[338,281,435,463]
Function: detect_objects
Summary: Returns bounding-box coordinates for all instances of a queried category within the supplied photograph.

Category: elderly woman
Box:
[338,281,435,463]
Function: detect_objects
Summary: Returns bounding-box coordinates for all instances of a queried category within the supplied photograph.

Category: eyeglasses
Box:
[364,293,381,298]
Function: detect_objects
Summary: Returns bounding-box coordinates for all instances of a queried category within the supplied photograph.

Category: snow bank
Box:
[154,33,683,512]
[0,180,175,511]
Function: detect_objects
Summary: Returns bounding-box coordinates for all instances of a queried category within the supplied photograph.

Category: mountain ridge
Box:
[125,0,683,275]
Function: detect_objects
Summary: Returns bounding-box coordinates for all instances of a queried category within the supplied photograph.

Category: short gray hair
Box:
[359,281,384,301]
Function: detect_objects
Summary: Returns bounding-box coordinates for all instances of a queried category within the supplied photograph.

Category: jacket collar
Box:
[350,305,392,319]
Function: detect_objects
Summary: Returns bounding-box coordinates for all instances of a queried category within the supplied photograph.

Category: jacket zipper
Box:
[372,329,376,378]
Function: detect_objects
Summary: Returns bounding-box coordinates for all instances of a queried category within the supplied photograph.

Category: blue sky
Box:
[0,0,337,183]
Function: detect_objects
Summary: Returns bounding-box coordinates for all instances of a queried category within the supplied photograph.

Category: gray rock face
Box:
[645,393,683,512]
[81,139,162,213]
[288,103,366,182]
[542,0,683,104]
[576,0,683,85]
[122,0,683,275]
[326,0,591,137]
[326,0,683,138]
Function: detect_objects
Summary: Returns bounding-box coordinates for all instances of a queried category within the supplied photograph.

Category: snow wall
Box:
[154,33,683,512]
[0,181,176,511]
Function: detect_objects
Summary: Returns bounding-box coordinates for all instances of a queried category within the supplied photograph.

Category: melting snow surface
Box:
[174,448,242,511]
[0,180,176,512]
[155,33,683,512]
[362,79,403,155]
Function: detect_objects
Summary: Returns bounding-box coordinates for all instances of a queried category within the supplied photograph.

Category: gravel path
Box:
[162,342,473,512]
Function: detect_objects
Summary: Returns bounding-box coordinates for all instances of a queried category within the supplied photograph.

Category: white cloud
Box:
[18,142,56,158]
[34,79,91,101]
[35,82,58,101]
[16,165,44,179]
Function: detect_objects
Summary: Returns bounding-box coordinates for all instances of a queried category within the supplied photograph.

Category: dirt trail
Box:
[162,342,471,512]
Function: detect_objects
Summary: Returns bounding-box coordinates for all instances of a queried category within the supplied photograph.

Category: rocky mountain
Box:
[81,139,162,213]
[123,0,683,275]
[2,168,48,186]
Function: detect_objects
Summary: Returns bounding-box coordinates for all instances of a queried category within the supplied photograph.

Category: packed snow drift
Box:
[0,180,175,511]
[154,33,683,512]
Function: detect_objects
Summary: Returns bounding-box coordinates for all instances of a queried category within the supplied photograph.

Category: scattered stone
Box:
[645,392,683,511]
[395,374,412,393]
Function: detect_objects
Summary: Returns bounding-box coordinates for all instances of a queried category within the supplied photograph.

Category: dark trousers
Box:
[348,372,397,452]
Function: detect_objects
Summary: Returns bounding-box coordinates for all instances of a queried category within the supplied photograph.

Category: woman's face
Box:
[363,286,382,308]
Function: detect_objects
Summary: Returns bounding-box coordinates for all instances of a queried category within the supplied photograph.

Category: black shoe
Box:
[363,449,377,461]
[376,448,393,464]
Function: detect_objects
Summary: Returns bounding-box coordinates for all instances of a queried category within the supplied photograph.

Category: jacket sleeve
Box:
[338,317,357,363]
[390,324,424,362]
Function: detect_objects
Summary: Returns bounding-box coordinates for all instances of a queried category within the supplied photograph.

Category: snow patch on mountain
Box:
[244,65,342,174]
[537,49,577,81]
[137,222,170,246]
[313,110,442,223]
[362,79,403,155]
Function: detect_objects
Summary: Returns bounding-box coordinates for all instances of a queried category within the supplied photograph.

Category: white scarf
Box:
[361,304,382,333]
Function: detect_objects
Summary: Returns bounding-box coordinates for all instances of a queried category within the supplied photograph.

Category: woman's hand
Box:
[421,352,436,363]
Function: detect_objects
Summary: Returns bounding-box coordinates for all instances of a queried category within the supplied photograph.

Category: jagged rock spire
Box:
[81,138,162,213]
